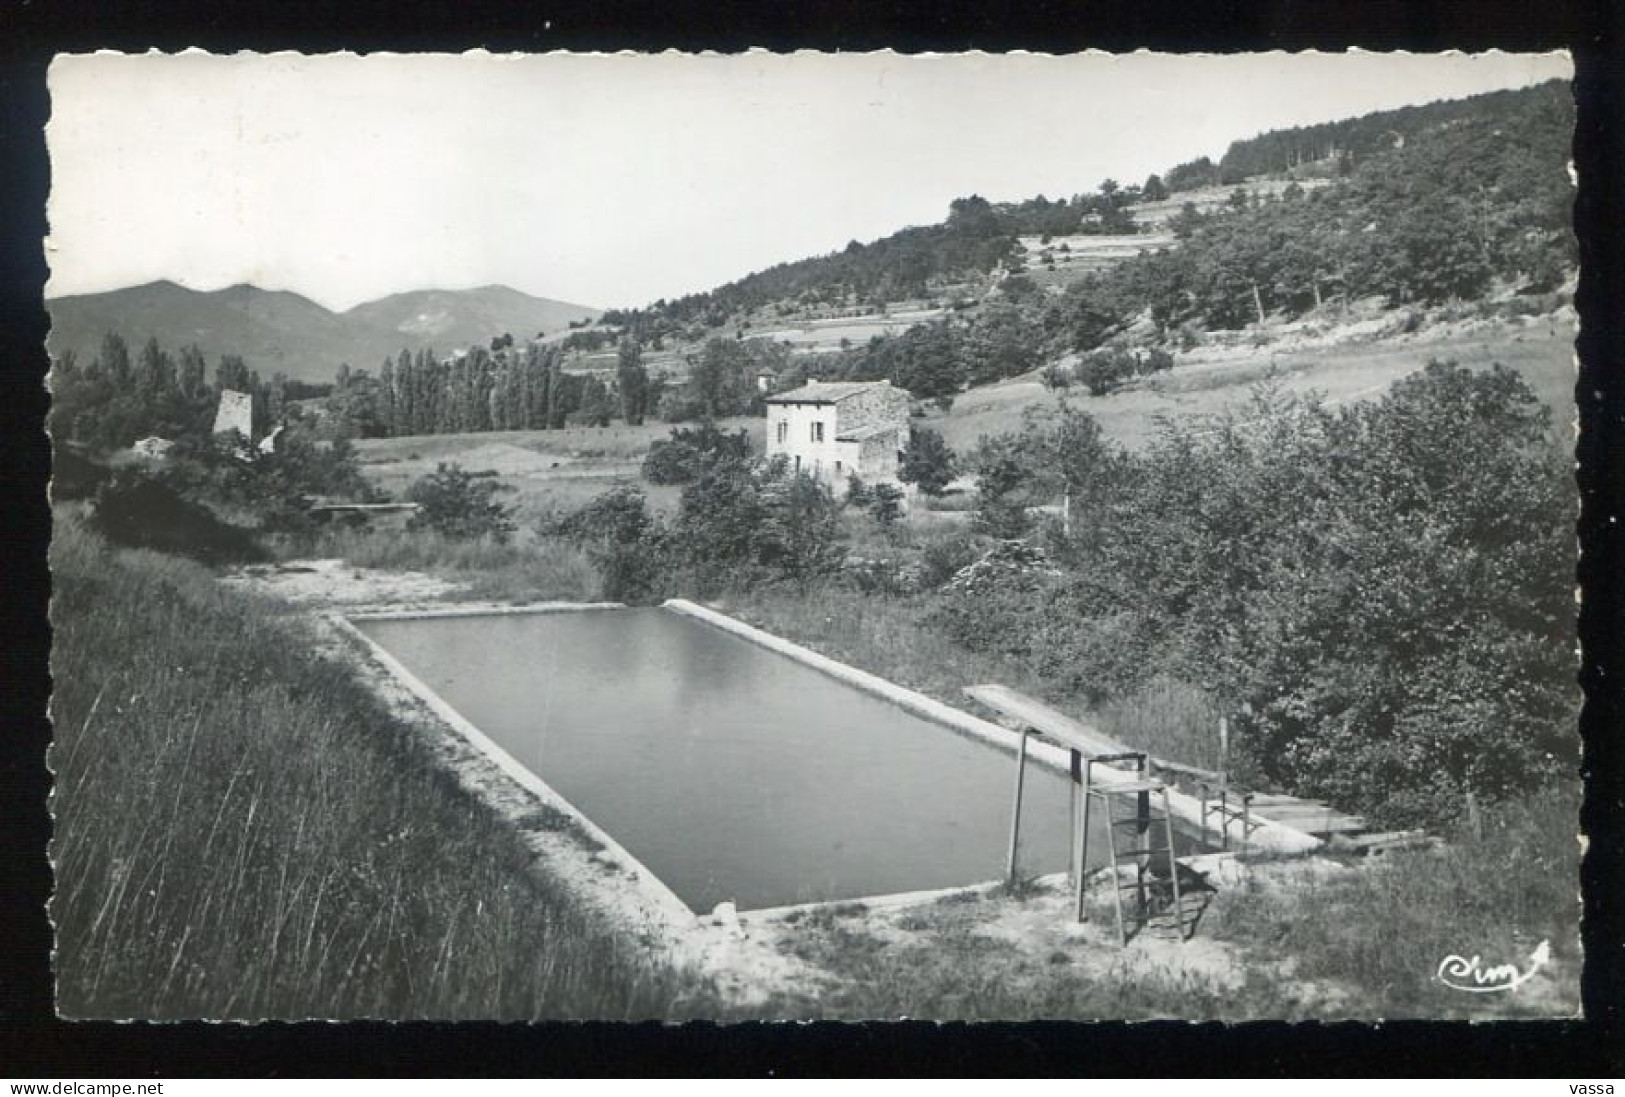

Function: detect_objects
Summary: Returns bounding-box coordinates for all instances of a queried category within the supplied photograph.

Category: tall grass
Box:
[724,584,1224,770]
[287,525,600,603]
[50,518,713,1019]
[1204,788,1582,1018]
[1094,676,1230,774]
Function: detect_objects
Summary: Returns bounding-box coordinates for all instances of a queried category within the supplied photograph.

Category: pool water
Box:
[359,608,1099,912]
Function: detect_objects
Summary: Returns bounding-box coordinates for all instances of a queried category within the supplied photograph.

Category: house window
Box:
[811,420,825,443]
[835,460,843,474]
[776,420,788,444]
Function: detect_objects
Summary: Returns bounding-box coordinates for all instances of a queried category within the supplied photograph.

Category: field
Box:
[348,311,1576,504]
[936,308,1576,454]
[352,417,764,522]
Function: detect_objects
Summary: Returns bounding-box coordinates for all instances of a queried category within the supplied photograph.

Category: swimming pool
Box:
[355,606,1091,912]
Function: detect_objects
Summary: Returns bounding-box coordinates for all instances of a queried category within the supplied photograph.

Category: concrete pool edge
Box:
[329,611,699,929]
[345,600,627,622]
[335,605,1034,924]
[337,604,1092,919]
[663,598,1321,856]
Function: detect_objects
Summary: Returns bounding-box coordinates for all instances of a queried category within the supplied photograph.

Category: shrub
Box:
[594,529,673,605]
[642,423,752,485]
[90,467,266,565]
[971,436,1033,538]
[51,445,111,502]
[1140,346,1175,374]
[918,531,982,588]
[1076,349,1139,396]
[867,483,906,531]
[405,462,516,542]
[844,473,873,508]
[842,556,925,596]
[545,484,652,546]
[545,486,673,604]
[673,457,846,591]
[899,426,957,497]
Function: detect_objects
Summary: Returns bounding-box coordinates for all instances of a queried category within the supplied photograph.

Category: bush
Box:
[1140,346,1175,374]
[971,436,1033,538]
[867,483,906,531]
[51,446,111,502]
[594,529,673,605]
[405,462,516,542]
[1076,349,1138,396]
[545,484,652,546]
[898,426,957,496]
[844,473,873,508]
[673,457,846,591]
[641,424,752,485]
[545,486,673,604]
[90,467,266,565]
[842,556,926,596]
[917,531,982,588]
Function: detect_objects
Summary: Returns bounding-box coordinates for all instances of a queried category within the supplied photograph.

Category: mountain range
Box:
[46,281,600,385]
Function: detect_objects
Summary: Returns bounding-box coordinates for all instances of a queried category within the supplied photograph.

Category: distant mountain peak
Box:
[47,281,601,384]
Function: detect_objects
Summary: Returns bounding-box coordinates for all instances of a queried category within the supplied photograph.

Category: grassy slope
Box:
[938,312,1576,453]
[49,517,713,1019]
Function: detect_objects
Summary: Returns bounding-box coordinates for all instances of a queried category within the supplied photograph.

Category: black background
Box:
[2,0,1621,1077]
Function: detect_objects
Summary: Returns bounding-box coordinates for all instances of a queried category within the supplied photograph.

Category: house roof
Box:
[836,423,904,443]
[765,379,892,405]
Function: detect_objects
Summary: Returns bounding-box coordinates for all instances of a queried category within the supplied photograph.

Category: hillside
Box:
[47,281,599,385]
[581,78,1571,371]
[344,286,599,354]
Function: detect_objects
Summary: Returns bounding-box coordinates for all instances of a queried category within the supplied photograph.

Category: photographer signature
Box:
[1436,940,1551,993]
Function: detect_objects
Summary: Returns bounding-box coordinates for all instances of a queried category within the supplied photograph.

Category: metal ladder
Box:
[1078,751,1185,946]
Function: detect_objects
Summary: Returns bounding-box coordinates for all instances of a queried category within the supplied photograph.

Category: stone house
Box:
[764,379,911,492]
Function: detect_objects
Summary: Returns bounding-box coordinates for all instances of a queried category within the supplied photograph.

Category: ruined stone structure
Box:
[212,389,254,440]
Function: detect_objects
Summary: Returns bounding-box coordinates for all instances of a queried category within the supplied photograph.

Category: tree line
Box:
[49,332,326,451]
[325,339,660,438]
[933,362,1573,827]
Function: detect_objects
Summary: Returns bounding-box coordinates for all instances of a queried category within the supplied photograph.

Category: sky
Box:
[45,50,1572,313]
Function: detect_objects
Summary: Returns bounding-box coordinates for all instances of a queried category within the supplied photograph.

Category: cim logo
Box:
[1435,939,1550,993]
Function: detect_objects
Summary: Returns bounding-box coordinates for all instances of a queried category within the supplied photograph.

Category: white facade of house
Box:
[764,380,911,493]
